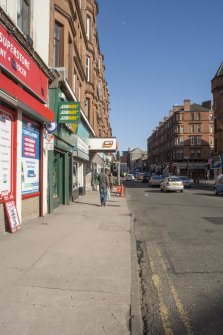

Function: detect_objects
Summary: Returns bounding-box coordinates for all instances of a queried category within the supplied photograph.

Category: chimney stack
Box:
[184,99,190,111]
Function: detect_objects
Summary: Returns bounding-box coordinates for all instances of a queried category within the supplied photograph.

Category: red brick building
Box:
[212,63,223,173]
[147,100,214,179]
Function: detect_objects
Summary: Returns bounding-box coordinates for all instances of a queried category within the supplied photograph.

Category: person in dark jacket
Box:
[98,168,109,206]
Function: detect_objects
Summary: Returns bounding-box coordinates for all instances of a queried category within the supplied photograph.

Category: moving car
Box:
[148,175,163,187]
[214,174,223,195]
[126,173,135,181]
[179,176,193,188]
[160,176,184,192]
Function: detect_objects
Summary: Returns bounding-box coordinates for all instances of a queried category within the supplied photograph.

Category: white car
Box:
[160,176,184,192]
[126,174,135,181]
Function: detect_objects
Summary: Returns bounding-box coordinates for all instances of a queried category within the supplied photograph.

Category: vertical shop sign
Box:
[22,121,40,194]
[0,110,12,199]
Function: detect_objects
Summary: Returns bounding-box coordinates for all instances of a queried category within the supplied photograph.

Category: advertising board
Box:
[88,137,117,152]
[21,121,40,195]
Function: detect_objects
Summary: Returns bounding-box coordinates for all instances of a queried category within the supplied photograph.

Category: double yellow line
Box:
[148,244,193,335]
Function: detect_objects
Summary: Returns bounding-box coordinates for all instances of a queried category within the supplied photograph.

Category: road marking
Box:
[150,259,174,335]
[156,247,193,335]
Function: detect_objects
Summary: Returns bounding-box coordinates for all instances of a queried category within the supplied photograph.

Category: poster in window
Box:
[22,121,40,194]
[0,110,12,199]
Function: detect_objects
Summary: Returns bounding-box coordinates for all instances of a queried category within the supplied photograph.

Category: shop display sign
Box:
[58,102,80,124]
[88,137,117,152]
[3,197,21,233]
[43,132,54,150]
[22,121,40,194]
[0,110,12,199]
[0,23,48,102]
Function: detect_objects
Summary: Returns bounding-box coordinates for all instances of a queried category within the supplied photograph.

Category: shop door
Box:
[53,153,59,208]
[53,152,65,208]
[58,153,65,205]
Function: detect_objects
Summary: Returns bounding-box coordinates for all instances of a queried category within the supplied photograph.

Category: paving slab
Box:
[0,191,132,335]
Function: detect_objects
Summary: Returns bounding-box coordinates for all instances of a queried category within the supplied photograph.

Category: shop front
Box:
[0,22,54,232]
[48,88,79,211]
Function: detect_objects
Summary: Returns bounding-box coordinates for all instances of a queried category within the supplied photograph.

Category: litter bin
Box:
[79,186,85,195]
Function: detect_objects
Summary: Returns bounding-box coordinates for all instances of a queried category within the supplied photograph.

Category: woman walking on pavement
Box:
[98,168,109,206]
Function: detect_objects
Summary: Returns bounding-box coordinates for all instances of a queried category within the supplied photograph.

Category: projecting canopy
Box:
[88,137,117,152]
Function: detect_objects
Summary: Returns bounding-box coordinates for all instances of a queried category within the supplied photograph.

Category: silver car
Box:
[160,176,184,192]
[179,176,193,188]
[148,175,163,187]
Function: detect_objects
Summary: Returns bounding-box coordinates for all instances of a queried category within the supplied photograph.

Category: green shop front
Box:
[48,126,76,212]
[48,89,91,210]
[48,90,79,211]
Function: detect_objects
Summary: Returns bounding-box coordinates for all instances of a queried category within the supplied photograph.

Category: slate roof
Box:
[215,62,223,77]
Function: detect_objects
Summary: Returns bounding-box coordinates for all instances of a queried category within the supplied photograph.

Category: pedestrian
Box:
[98,168,109,206]
[109,172,114,191]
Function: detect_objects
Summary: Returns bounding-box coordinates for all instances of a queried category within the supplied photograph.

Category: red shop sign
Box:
[0,23,48,102]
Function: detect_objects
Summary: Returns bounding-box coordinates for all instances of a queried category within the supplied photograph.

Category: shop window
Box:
[0,109,15,201]
[21,120,40,196]
[17,0,30,35]
[72,161,78,190]
[53,154,59,200]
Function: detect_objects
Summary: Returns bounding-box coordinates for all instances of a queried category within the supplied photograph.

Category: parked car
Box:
[148,175,163,187]
[138,173,144,181]
[214,174,223,195]
[142,172,151,183]
[126,173,135,181]
[179,176,193,188]
[160,176,184,192]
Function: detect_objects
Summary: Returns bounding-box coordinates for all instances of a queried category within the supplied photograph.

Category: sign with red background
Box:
[0,23,48,102]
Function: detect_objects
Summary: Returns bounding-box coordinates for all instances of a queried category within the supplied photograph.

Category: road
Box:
[125,180,223,335]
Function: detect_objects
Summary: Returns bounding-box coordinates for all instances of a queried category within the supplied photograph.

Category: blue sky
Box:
[97,0,223,153]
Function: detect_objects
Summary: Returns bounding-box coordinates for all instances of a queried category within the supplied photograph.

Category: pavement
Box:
[192,179,215,190]
[0,189,142,335]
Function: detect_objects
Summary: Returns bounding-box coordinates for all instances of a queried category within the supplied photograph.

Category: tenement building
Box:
[147,99,214,179]
[212,62,223,173]
[0,0,113,232]
[48,0,112,208]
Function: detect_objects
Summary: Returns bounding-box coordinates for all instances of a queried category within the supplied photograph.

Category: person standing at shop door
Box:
[98,168,109,206]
